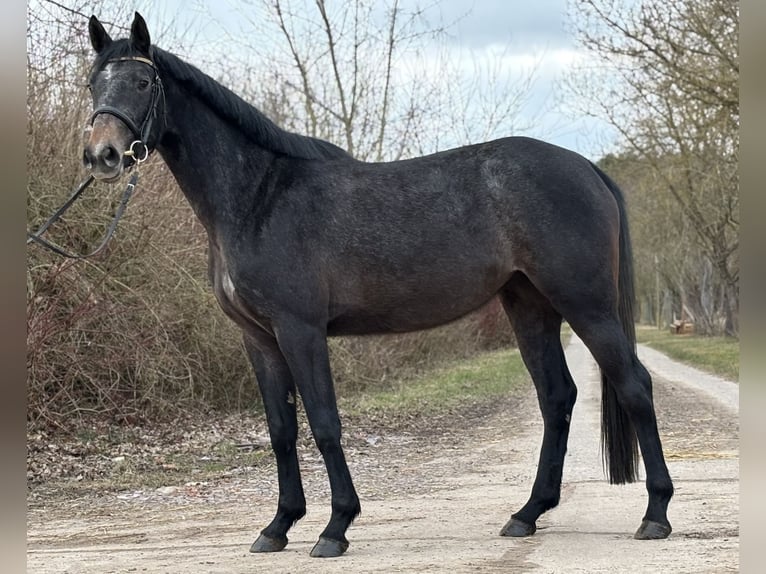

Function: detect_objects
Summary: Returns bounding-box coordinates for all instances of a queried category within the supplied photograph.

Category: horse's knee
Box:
[267,418,299,456]
[311,418,342,455]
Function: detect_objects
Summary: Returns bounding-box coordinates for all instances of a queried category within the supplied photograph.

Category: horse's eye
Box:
[138,79,150,90]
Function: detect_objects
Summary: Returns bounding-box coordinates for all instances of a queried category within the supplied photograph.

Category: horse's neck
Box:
[156,86,274,231]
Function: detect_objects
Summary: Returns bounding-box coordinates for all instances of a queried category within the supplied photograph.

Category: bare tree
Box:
[569,0,739,335]
[26,0,531,429]
[217,0,538,161]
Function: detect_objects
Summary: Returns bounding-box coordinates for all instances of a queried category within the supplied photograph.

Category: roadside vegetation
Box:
[635,325,739,382]
[571,0,738,337]
[28,344,531,499]
[340,347,529,417]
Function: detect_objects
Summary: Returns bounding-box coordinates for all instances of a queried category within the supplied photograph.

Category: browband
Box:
[106,56,155,67]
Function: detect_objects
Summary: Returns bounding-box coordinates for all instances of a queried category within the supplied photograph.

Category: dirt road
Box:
[27,335,739,573]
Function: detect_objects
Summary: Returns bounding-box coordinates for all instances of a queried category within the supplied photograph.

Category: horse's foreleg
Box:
[275,321,361,558]
[244,332,306,553]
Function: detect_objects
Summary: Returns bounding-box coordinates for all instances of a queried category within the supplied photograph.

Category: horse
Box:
[83,12,674,558]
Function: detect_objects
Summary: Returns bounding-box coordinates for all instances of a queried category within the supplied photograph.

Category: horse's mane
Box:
[92,41,349,161]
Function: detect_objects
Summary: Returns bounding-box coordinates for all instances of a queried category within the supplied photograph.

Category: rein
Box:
[26,169,140,260]
[27,55,161,260]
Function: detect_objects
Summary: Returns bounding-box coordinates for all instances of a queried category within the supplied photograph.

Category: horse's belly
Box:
[327,268,509,336]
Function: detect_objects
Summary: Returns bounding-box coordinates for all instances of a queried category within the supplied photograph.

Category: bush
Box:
[27,163,257,431]
[26,4,516,434]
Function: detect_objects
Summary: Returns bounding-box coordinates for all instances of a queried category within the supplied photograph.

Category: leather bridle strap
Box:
[91,106,144,141]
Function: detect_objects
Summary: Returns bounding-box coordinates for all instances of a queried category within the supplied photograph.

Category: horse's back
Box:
[272,137,621,335]
[310,136,619,274]
[312,136,615,233]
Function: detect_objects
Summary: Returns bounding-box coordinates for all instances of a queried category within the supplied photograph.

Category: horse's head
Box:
[84,12,163,181]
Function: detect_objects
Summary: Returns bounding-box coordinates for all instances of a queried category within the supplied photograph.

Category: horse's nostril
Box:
[83,149,94,170]
[102,145,121,168]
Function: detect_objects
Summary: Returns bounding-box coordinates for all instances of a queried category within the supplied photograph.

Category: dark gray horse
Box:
[83,12,673,558]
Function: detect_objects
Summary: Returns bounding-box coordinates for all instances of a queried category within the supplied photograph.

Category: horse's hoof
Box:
[310,536,349,557]
[634,519,672,540]
[250,533,288,553]
[500,517,536,537]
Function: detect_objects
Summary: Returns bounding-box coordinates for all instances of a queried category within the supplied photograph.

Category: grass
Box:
[106,446,273,491]
[341,347,530,417]
[360,324,740,416]
[635,324,739,382]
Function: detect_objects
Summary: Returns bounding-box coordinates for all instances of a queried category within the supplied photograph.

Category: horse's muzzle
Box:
[83,116,131,181]
[83,142,125,182]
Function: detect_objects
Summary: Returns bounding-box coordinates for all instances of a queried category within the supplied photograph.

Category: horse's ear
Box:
[129,12,151,55]
[88,15,112,54]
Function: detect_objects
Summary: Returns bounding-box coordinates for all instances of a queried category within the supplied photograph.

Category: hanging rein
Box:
[26,56,163,260]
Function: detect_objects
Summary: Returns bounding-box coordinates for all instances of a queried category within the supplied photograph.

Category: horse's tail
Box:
[591,162,640,485]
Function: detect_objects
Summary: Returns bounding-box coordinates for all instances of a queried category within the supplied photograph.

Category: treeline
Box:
[571,0,739,335]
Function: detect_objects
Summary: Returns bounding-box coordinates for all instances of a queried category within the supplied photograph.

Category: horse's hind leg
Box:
[243,331,306,553]
[565,309,673,538]
[498,274,578,537]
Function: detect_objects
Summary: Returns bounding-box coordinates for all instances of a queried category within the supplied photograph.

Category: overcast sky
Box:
[433,0,619,157]
[220,0,617,158]
[440,0,570,48]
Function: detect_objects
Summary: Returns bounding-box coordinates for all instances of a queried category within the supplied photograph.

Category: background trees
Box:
[26,0,739,431]
[209,0,537,161]
[26,0,520,430]
[569,0,739,335]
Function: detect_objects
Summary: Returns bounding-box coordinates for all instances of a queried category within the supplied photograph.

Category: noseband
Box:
[90,56,164,161]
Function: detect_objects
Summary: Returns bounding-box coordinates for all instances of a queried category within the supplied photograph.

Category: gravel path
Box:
[27,335,739,573]
[636,344,739,411]
[520,336,739,573]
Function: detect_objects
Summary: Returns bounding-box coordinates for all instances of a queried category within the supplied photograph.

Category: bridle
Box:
[89,55,165,162]
[26,55,164,259]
